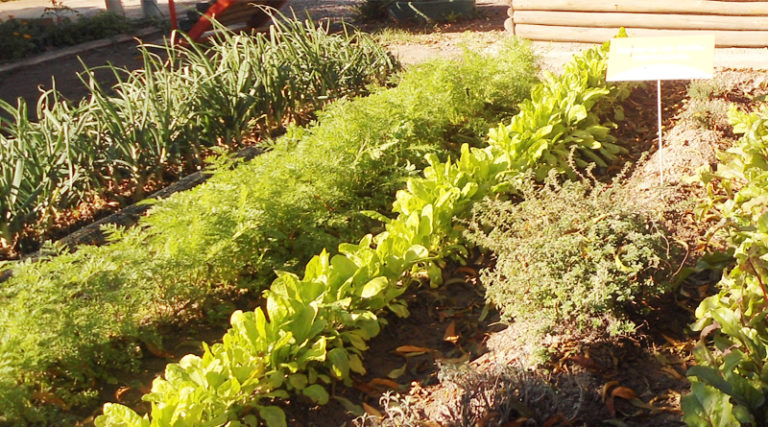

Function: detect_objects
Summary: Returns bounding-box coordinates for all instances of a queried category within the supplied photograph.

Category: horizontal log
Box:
[512,24,768,47]
[514,10,768,30]
[511,0,768,16]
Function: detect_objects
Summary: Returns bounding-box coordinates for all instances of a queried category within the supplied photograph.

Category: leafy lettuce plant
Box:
[488,37,631,182]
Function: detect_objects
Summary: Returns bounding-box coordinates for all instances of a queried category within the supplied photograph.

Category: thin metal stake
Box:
[657,79,663,187]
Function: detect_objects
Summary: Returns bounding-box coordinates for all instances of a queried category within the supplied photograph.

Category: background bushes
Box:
[0,12,132,62]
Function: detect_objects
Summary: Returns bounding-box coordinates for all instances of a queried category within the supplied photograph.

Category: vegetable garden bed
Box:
[0,10,396,259]
[6,5,768,425]
[0,33,539,424]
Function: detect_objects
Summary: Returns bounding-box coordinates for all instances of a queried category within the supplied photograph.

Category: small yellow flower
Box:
[23,34,31,39]
[13,31,19,36]
[22,21,28,25]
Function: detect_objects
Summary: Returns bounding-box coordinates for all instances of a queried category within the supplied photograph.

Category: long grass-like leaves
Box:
[0,9,396,253]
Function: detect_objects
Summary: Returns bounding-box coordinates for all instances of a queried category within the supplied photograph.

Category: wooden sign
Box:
[606,35,715,81]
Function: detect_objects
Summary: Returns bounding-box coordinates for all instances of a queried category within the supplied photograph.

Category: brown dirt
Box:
[371,0,509,65]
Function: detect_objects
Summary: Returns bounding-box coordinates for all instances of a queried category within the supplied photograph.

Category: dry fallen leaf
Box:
[443,320,459,344]
[32,391,68,410]
[454,266,477,276]
[115,386,131,402]
[144,341,174,359]
[395,345,433,356]
[541,413,568,427]
[660,366,684,380]
[611,386,638,400]
[353,381,378,396]
[569,354,601,372]
[602,381,620,402]
[369,378,400,390]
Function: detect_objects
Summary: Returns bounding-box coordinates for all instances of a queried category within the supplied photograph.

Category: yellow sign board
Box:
[606,35,715,81]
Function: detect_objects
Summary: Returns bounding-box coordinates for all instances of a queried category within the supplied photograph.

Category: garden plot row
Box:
[0,33,539,424]
[506,0,768,47]
[96,38,646,426]
[0,11,394,258]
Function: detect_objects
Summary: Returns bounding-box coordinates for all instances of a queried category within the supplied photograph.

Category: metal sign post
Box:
[657,79,663,187]
[606,34,715,188]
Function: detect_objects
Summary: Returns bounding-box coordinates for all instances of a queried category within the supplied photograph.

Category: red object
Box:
[185,0,286,42]
[187,0,235,41]
[168,0,178,30]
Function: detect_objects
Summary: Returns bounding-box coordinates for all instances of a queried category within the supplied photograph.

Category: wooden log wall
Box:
[506,0,768,47]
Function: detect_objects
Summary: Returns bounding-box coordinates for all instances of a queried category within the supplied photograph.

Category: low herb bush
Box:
[683,104,768,425]
[465,174,671,337]
[95,39,632,427]
[0,41,538,424]
[0,11,396,253]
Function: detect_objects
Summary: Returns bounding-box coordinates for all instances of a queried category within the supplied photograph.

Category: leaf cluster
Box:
[487,38,632,183]
[684,104,768,425]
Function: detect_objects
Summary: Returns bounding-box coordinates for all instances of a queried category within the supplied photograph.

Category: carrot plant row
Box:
[95,39,630,426]
[0,41,538,424]
[0,11,395,252]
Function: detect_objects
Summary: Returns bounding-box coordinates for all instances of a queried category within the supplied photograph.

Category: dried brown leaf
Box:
[443,320,459,344]
[369,378,400,390]
[395,345,432,355]
[611,386,638,400]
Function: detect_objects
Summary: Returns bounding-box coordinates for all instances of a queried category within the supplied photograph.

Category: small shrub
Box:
[0,12,131,62]
[687,79,726,101]
[683,78,731,131]
[356,0,394,21]
[465,173,672,336]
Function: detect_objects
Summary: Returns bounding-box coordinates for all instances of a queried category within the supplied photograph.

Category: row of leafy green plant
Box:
[0,40,539,424]
[95,38,634,426]
[0,11,395,253]
[683,104,768,425]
